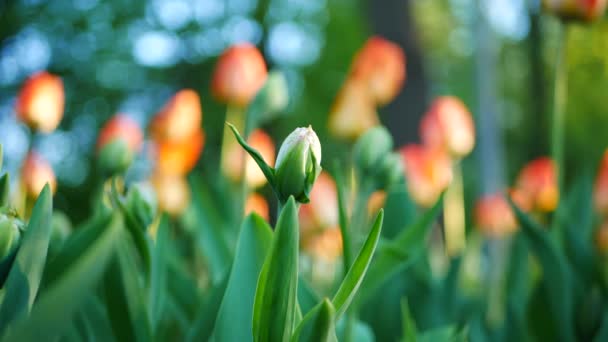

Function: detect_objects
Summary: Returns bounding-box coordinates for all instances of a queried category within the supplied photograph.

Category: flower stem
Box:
[551,23,569,193]
[444,162,466,256]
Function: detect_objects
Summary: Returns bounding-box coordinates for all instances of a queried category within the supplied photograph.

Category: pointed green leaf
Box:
[0,144,3,172]
[0,174,8,208]
[2,214,121,341]
[298,277,320,315]
[253,197,299,342]
[418,325,466,342]
[116,198,151,281]
[212,214,272,342]
[186,272,229,342]
[228,123,276,186]
[291,299,337,342]
[0,184,53,333]
[150,215,170,332]
[331,162,352,270]
[332,210,383,319]
[401,298,417,342]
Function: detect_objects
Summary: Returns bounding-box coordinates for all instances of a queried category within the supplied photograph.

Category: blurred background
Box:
[1,0,608,224]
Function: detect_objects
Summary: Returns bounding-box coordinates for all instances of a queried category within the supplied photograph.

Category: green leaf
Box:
[594,309,608,342]
[418,325,466,342]
[401,298,417,342]
[186,273,229,342]
[331,162,352,270]
[228,123,276,186]
[0,185,53,333]
[116,197,151,281]
[507,197,575,341]
[298,277,321,315]
[291,299,337,342]
[360,196,442,301]
[0,174,8,208]
[0,144,3,172]
[150,215,170,332]
[332,210,383,319]
[212,214,273,342]
[2,213,121,341]
[253,196,299,342]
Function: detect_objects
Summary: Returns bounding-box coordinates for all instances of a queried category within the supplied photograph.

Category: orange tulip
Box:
[151,173,190,216]
[420,96,475,159]
[149,89,202,142]
[367,190,387,216]
[328,80,379,140]
[514,157,559,213]
[154,130,205,175]
[244,193,270,221]
[15,71,64,133]
[299,172,339,235]
[474,193,518,238]
[21,151,56,197]
[97,114,143,152]
[350,36,406,106]
[303,227,343,262]
[594,150,608,216]
[211,43,267,107]
[400,144,452,207]
[542,0,607,21]
[223,129,275,188]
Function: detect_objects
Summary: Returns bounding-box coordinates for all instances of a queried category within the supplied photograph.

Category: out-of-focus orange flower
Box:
[244,193,270,221]
[594,150,608,216]
[400,144,452,207]
[154,130,205,176]
[151,173,190,216]
[21,151,56,197]
[211,43,267,107]
[223,129,275,188]
[350,36,406,106]
[149,89,202,142]
[474,193,518,238]
[509,187,532,212]
[542,0,607,21]
[328,80,379,140]
[420,96,475,159]
[97,114,143,152]
[303,227,343,262]
[367,190,387,216]
[299,172,339,235]
[15,72,64,133]
[514,157,559,213]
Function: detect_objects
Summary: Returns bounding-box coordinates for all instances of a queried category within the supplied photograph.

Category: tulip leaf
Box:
[116,196,151,281]
[331,162,352,270]
[332,210,383,319]
[186,272,230,342]
[228,123,276,186]
[401,298,417,342]
[418,325,466,342]
[291,299,338,342]
[2,215,121,341]
[150,215,170,332]
[594,310,608,342]
[212,214,272,342]
[359,197,442,302]
[507,197,575,341]
[0,174,8,208]
[0,184,53,333]
[253,196,299,342]
[298,277,321,315]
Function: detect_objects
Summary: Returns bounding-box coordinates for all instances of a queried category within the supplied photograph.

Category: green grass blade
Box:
[227,123,276,185]
[401,298,417,342]
[253,196,299,342]
[291,299,337,342]
[0,184,53,332]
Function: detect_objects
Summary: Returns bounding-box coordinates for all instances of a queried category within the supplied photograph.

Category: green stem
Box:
[551,23,569,193]
[444,162,466,256]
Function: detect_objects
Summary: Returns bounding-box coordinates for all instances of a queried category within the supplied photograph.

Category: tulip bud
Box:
[474,193,518,238]
[542,0,607,22]
[15,71,64,133]
[224,129,275,188]
[400,144,452,207]
[377,152,404,189]
[328,80,379,140]
[353,126,393,175]
[149,89,203,142]
[244,193,270,221]
[151,174,190,216]
[125,182,158,230]
[594,150,608,216]
[274,126,322,203]
[97,115,143,174]
[154,130,205,176]
[0,214,23,261]
[350,36,406,106]
[21,151,56,198]
[515,157,559,213]
[420,96,475,159]
[211,43,268,107]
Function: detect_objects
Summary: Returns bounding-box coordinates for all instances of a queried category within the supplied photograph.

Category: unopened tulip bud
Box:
[244,193,270,221]
[594,150,608,216]
[420,96,475,159]
[353,126,393,175]
[149,89,203,142]
[350,36,406,106]
[400,144,452,207]
[151,174,190,216]
[125,182,158,230]
[542,0,607,22]
[515,157,559,213]
[97,115,143,174]
[225,129,275,188]
[274,126,322,203]
[474,193,518,238]
[211,43,268,107]
[0,215,23,261]
[328,80,379,140]
[15,71,64,133]
[21,151,56,198]
[154,130,205,175]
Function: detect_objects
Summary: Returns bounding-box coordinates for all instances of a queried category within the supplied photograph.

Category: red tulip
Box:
[420,96,475,159]
[514,157,559,213]
[15,71,64,133]
[149,89,202,142]
[21,151,56,197]
[400,144,452,207]
[97,114,143,153]
[153,130,205,176]
[328,80,379,140]
[542,0,607,21]
[211,43,267,107]
[474,193,518,237]
[223,129,275,188]
[244,193,270,221]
